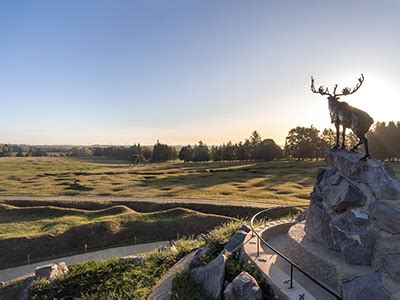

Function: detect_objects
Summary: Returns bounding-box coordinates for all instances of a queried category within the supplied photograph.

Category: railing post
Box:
[289,264,294,289]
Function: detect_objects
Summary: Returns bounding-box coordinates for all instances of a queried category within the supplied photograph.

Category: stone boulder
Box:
[326,149,400,201]
[191,250,229,299]
[385,254,400,283]
[119,255,146,264]
[35,262,69,281]
[369,201,400,234]
[304,195,335,249]
[19,276,35,300]
[196,233,206,241]
[188,246,209,269]
[320,172,366,212]
[223,271,262,300]
[347,208,369,226]
[238,224,251,233]
[224,230,247,253]
[330,215,378,265]
[342,272,391,300]
[372,238,400,270]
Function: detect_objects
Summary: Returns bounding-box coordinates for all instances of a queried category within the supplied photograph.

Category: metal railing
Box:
[250,206,341,300]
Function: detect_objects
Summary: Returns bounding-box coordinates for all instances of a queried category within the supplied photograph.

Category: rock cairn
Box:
[304,149,400,298]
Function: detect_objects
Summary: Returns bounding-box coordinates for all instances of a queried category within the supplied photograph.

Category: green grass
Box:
[0,203,234,268]
[0,157,336,206]
[0,203,137,238]
[0,221,244,300]
[0,203,234,239]
[171,269,210,300]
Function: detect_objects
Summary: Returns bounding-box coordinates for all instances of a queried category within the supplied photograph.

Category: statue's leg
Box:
[334,123,340,148]
[363,137,371,159]
[350,140,362,152]
[341,127,346,149]
[357,133,371,161]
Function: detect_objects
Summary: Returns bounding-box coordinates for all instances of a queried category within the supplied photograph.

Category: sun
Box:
[357,74,399,124]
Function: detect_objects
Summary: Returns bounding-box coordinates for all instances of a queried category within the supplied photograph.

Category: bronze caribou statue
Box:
[311,74,374,161]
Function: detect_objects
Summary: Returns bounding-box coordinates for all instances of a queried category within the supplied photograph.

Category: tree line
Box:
[284,121,400,161]
[2,121,399,162]
[69,131,283,163]
[178,131,283,162]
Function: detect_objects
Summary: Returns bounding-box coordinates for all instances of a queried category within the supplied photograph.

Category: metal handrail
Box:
[250,206,341,300]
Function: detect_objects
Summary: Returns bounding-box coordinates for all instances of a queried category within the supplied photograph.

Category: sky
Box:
[1,0,400,146]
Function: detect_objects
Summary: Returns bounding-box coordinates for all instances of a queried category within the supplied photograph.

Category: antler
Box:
[311,76,333,96]
[334,74,365,97]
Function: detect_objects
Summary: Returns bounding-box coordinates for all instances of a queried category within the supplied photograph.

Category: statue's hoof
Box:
[359,155,369,162]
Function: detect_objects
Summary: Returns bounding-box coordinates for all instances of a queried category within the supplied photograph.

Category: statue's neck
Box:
[328,99,339,109]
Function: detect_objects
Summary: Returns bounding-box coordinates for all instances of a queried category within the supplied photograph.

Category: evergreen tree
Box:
[178,145,193,162]
[193,141,210,161]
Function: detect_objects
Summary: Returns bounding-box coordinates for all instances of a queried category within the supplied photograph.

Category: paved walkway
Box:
[261,233,337,300]
[244,221,313,300]
[0,241,169,282]
[244,221,337,300]
[0,195,274,208]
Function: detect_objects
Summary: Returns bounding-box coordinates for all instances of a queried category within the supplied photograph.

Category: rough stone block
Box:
[330,215,378,265]
[342,272,391,300]
[347,208,369,226]
[35,262,69,281]
[191,250,229,299]
[372,238,400,269]
[369,201,400,234]
[385,254,400,283]
[304,201,335,248]
[224,230,247,253]
[224,271,262,300]
[326,149,400,201]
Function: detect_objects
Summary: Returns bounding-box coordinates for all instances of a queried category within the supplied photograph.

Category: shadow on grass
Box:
[132,161,321,191]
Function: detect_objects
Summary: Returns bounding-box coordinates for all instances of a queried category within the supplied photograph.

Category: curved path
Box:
[0,195,274,208]
[0,241,169,283]
[244,221,337,300]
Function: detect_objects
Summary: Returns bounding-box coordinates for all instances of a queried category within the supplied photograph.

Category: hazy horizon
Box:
[1,0,400,146]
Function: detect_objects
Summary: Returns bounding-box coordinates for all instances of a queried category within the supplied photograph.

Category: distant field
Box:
[0,157,399,206]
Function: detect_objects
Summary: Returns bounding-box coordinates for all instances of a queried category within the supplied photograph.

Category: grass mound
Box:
[0,221,244,299]
[0,204,137,238]
[0,203,234,268]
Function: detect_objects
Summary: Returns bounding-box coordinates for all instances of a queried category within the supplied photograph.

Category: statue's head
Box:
[310,74,364,101]
[327,95,339,102]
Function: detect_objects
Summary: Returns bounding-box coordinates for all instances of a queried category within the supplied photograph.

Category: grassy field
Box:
[0,221,243,299]
[0,202,233,268]
[0,157,336,206]
[0,157,399,205]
